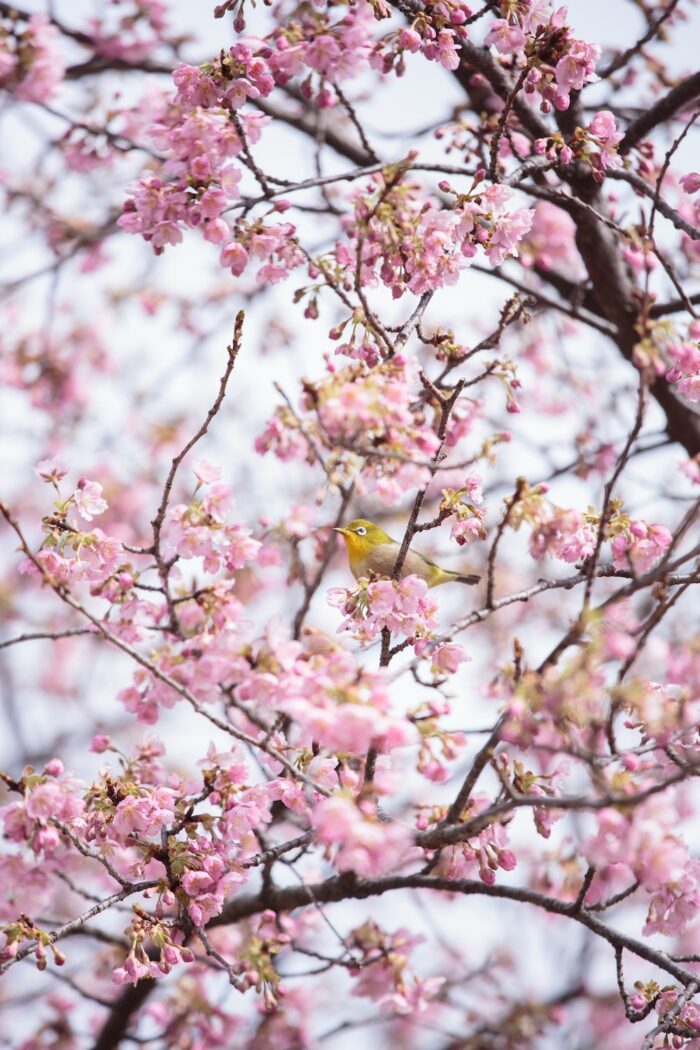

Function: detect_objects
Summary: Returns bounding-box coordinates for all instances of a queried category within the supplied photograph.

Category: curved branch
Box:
[91,981,158,1050]
[598,0,682,80]
[619,71,700,154]
[606,168,700,240]
[214,871,700,990]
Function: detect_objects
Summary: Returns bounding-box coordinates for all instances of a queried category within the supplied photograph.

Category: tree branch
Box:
[619,71,700,154]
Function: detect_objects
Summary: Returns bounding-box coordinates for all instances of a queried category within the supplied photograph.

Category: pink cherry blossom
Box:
[587,110,623,173]
[331,574,439,646]
[3,15,65,103]
[680,172,700,195]
[314,795,411,876]
[193,460,222,484]
[1,2,699,1043]
[610,521,672,573]
[430,642,468,674]
[72,478,108,520]
[485,19,526,54]
[34,458,68,484]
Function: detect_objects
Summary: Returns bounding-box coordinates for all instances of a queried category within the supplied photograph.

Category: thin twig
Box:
[148,314,244,634]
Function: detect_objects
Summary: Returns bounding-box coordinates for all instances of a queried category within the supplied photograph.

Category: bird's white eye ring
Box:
[355,526,367,536]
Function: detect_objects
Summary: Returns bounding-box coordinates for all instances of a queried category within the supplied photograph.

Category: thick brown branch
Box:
[91,982,157,1050]
[619,71,700,154]
[213,871,700,991]
[253,97,374,168]
[564,185,700,456]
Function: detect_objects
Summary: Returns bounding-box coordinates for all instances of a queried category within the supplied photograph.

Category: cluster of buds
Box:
[236,910,292,1011]
[0,916,65,971]
[113,911,195,984]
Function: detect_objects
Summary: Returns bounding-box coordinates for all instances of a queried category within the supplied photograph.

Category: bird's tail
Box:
[431,567,481,587]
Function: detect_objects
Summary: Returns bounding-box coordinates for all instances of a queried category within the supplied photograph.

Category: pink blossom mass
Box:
[0,0,699,1047]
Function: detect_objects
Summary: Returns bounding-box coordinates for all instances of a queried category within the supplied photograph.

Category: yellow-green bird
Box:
[335,519,480,588]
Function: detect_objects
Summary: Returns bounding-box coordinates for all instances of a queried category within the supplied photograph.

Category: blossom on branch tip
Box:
[72,478,108,521]
[418,794,517,884]
[2,0,699,1035]
[586,110,623,173]
[34,459,68,484]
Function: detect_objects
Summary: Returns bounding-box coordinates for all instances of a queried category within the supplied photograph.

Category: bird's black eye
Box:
[355,526,367,536]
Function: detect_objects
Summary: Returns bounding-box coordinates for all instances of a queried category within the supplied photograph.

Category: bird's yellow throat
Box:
[336,528,373,560]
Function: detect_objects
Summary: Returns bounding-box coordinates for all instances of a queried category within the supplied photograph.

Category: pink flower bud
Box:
[220,241,248,276]
[162,945,180,966]
[680,172,700,195]
[498,850,517,871]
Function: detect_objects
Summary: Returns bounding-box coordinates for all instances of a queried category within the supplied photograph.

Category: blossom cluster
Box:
[1,319,111,419]
[608,517,673,574]
[338,175,533,298]
[119,107,266,253]
[373,0,472,77]
[118,4,376,258]
[509,479,672,570]
[407,694,468,782]
[438,480,488,545]
[584,795,700,937]
[328,574,439,646]
[519,201,584,274]
[161,469,261,574]
[534,110,623,180]
[417,794,517,884]
[219,215,306,284]
[314,795,411,876]
[18,468,124,589]
[665,322,700,404]
[348,920,446,1014]
[87,0,170,65]
[257,355,446,504]
[485,2,600,112]
[229,623,418,757]
[0,13,65,103]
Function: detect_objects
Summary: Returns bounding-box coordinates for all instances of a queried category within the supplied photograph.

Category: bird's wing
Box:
[414,551,441,569]
[402,547,444,581]
[367,544,449,582]
[366,543,403,576]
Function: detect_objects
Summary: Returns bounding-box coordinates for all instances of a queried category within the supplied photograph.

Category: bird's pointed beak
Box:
[334,527,350,536]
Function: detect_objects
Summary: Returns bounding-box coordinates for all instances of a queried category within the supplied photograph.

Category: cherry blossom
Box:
[0,13,65,103]
[1,1,699,1046]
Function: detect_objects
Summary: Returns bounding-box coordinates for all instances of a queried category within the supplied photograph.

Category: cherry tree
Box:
[0,0,699,1046]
